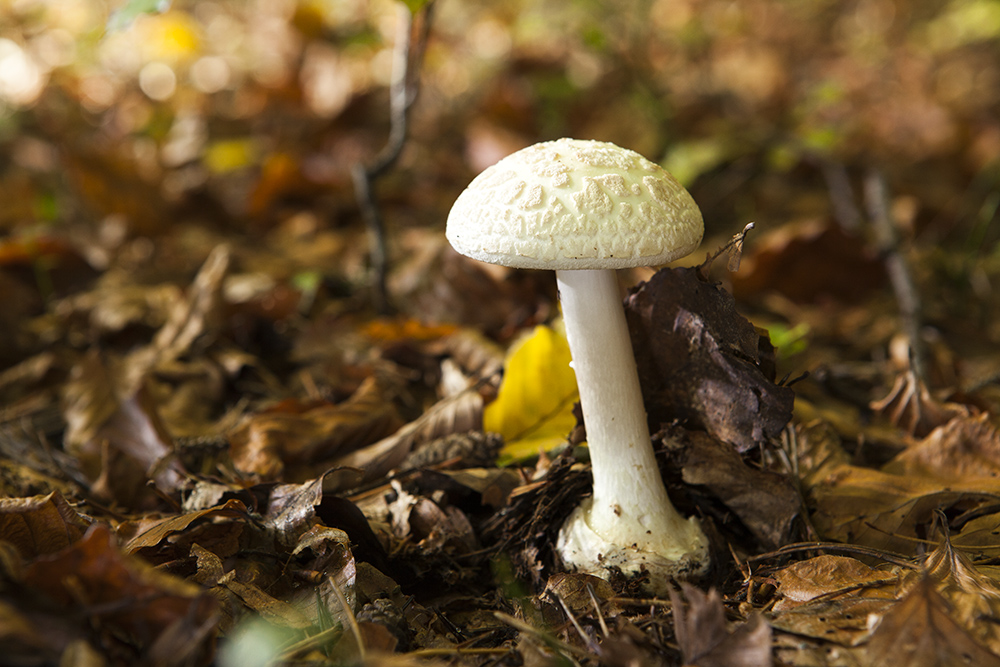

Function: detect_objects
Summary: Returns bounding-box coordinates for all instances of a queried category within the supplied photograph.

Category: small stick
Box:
[864,168,927,383]
[585,582,609,638]
[820,159,862,232]
[352,1,436,314]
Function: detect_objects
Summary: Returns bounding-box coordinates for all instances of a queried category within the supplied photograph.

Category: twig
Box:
[746,541,919,569]
[585,583,609,638]
[820,159,862,232]
[329,574,365,660]
[864,168,927,383]
[494,611,589,662]
[698,221,755,280]
[552,591,598,652]
[351,1,435,314]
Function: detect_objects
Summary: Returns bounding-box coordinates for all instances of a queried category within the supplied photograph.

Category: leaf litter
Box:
[2,0,1000,665]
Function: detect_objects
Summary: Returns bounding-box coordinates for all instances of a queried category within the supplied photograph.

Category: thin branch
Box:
[820,159,862,232]
[352,1,435,314]
[864,168,927,383]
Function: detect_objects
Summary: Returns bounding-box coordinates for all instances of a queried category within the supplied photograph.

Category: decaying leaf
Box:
[62,350,185,507]
[917,539,1000,657]
[730,220,885,305]
[866,575,1000,667]
[122,498,250,554]
[883,413,1000,480]
[676,429,805,549]
[767,554,900,646]
[626,267,794,452]
[770,596,895,647]
[0,492,91,559]
[22,524,218,662]
[810,463,1000,555]
[228,375,404,479]
[484,325,579,463]
[772,555,898,610]
[796,418,1000,556]
[543,572,622,621]
[671,583,773,667]
[329,386,488,490]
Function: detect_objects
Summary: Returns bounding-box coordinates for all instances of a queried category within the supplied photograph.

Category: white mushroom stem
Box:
[555,269,708,590]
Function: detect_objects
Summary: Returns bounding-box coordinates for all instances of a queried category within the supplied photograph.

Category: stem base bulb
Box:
[557,497,709,595]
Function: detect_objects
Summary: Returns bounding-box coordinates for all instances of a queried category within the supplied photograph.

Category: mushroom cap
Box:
[446,138,704,270]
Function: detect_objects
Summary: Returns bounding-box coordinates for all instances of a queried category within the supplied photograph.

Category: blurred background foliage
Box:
[0,0,998,290]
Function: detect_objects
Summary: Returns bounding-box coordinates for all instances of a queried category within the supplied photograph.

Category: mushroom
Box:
[446,138,709,592]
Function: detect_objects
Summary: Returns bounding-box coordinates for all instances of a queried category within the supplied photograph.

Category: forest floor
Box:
[1,1,1000,665]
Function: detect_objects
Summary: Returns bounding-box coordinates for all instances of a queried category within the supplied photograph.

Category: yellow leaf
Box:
[485,325,579,464]
[204,139,257,174]
[138,12,201,64]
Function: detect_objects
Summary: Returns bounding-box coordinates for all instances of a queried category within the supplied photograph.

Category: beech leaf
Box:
[484,326,579,464]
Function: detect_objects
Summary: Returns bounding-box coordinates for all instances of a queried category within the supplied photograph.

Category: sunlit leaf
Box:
[107,0,171,32]
[399,0,433,14]
[485,325,578,464]
[139,11,201,63]
[662,138,728,188]
[204,139,258,174]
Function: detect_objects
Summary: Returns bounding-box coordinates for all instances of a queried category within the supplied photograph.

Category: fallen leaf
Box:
[22,524,217,658]
[62,351,185,508]
[883,413,1000,480]
[795,419,1000,556]
[626,267,794,452]
[730,219,885,304]
[918,539,1000,657]
[772,555,898,610]
[810,463,1000,555]
[122,498,249,554]
[677,430,805,550]
[329,387,487,490]
[671,583,773,667]
[0,492,91,559]
[484,325,579,463]
[542,572,621,619]
[866,575,1000,667]
[228,375,403,479]
[769,597,894,647]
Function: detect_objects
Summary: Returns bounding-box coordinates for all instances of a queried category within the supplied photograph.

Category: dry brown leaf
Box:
[883,413,1000,480]
[228,375,403,479]
[730,219,885,304]
[122,498,250,554]
[62,351,185,507]
[678,430,805,550]
[626,267,793,453]
[810,463,1000,555]
[23,524,217,658]
[918,540,1000,656]
[953,514,1000,558]
[671,583,773,667]
[328,386,485,491]
[866,575,1000,667]
[147,245,230,366]
[390,235,552,337]
[769,597,894,647]
[542,572,621,619]
[772,555,899,612]
[795,419,1000,556]
[223,578,315,629]
[54,274,180,338]
[0,492,91,559]
[264,474,390,574]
